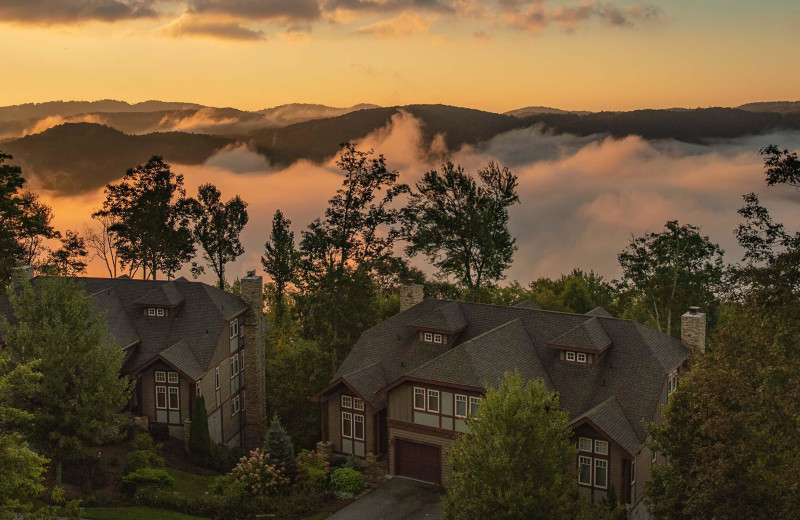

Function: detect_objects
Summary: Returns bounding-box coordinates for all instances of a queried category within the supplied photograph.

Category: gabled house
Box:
[312,284,702,517]
[1,266,267,450]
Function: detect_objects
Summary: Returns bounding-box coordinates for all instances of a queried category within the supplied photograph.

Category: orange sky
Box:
[1,1,798,112]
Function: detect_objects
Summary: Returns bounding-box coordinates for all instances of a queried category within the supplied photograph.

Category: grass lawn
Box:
[82,507,206,520]
[166,468,217,499]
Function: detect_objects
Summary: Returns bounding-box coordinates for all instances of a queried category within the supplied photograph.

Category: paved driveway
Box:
[329,477,442,520]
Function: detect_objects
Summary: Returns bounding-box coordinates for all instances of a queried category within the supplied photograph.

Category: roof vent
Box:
[247,270,256,277]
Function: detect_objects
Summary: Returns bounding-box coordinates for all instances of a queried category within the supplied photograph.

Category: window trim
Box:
[230,320,238,339]
[196,381,201,397]
[230,355,239,378]
[341,411,353,438]
[578,437,593,452]
[156,386,167,409]
[651,450,657,464]
[215,367,220,390]
[427,389,440,413]
[168,386,179,410]
[594,459,608,490]
[353,397,364,411]
[433,333,443,344]
[156,308,165,317]
[576,352,587,363]
[148,308,156,316]
[631,456,637,485]
[341,395,353,409]
[566,351,576,361]
[594,439,609,455]
[353,414,365,441]
[423,332,433,343]
[455,394,467,418]
[168,372,178,384]
[413,387,426,411]
[578,455,593,486]
[469,396,481,417]
[155,370,166,383]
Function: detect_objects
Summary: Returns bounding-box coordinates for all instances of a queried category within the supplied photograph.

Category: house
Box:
[312,284,702,518]
[1,266,267,450]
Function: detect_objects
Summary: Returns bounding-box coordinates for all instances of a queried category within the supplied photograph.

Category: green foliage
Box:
[187,396,212,466]
[0,276,132,485]
[404,161,519,297]
[190,183,248,289]
[329,467,365,498]
[443,371,576,520]
[42,229,88,276]
[125,450,166,475]
[133,432,155,451]
[122,468,175,495]
[230,448,290,497]
[296,450,331,492]
[617,220,724,336]
[263,415,296,483]
[262,209,299,323]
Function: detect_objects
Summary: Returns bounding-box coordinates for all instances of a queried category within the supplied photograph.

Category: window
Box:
[353,414,365,441]
[631,456,637,485]
[651,450,657,464]
[155,371,166,383]
[215,367,220,389]
[577,352,587,363]
[230,355,239,377]
[433,333,443,344]
[157,308,165,317]
[578,456,592,486]
[341,411,352,438]
[455,395,467,418]
[566,351,576,361]
[232,395,240,416]
[423,332,433,342]
[156,386,167,409]
[230,320,238,339]
[414,387,426,410]
[168,372,178,384]
[341,395,353,409]
[353,397,364,411]
[594,439,608,455]
[469,396,481,416]
[427,389,440,413]
[578,437,593,452]
[168,387,179,410]
[668,371,678,395]
[196,381,201,397]
[594,459,608,489]
[148,308,156,316]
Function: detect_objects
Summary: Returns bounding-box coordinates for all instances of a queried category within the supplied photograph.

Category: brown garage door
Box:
[395,439,441,484]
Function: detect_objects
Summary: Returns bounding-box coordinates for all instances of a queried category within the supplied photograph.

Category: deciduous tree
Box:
[44,230,88,276]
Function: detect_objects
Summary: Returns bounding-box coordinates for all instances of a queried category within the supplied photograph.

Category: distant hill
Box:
[736,101,800,114]
[1,123,233,194]
[505,106,589,117]
[0,100,206,122]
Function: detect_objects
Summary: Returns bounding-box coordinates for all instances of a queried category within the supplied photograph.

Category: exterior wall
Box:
[240,274,266,450]
[573,423,628,504]
[139,362,192,438]
[324,387,377,457]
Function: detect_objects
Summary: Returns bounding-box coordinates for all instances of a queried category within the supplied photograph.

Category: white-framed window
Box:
[353,414,365,441]
[215,367,220,390]
[155,371,166,383]
[156,386,167,409]
[353,397,364,411]
[566,351,576,361]
[578,456,592,486]
[469,396,481,416]
[148,308,156,316]
[341,395,353,409]
[427,389,440,413]
[232,395,241,416]
[414,387,426,410]
[594,459,608,489]
[579,437,593,452]
[230,355,239,378]
[341,411,352,438]
[196,380,201,397]
[595,439,609,455]
[433,333,443,344]
[168,387,179,410]
[455,395,467,418]
[157,308,165,317]
[631,456,637,485]
[230,320,238,339]
[651,450,657,464]
[168,372,178,384]
[423,332,433,342]
[668,371,678,395]
[577,352,587,363]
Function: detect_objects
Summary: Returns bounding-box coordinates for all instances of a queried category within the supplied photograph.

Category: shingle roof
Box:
[160,340,205,380]
[91,287,139,349]
[586,306,613,318]
[325,299,690,456]
[571,397,641,455]
[409,301,467,332]
[134,281,185,307]
[514,300,541,310]
[345,362,388,409]
[549,317,612,352]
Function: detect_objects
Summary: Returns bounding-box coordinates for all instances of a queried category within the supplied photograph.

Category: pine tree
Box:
[187,396,212,467]
[263,414,296,483]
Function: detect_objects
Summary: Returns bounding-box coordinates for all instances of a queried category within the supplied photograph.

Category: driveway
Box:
[329,476,442,520]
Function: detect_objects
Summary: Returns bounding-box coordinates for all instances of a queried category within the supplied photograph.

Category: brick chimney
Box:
[11,265,34,291]
[681,306,706,353]
[240,270,266,450]
[399,280,424,312]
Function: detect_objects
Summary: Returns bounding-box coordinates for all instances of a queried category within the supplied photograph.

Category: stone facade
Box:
[681,306,706,352]
[399,283,424,312]
[240,272,267,450]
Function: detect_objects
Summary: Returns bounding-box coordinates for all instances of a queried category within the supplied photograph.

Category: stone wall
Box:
[399,284,424,312]
[240,272,266,450]
[681,307,706,352]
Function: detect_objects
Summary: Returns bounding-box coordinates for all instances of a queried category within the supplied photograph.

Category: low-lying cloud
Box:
[38,112,800,286]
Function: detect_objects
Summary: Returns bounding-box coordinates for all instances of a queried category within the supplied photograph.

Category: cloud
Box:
[187,0,321,21]
[325,0,456,15]
[352,12,432,37]
[22,114,106,136]
[0,0,159,25]
[499,0,663,33]
[162,14,265,40]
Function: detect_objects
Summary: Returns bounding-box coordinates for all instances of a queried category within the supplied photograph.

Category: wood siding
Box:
[324,388,377,457]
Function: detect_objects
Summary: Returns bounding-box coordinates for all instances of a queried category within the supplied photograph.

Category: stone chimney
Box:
[11,265,34,291]
[240,270,266,450]
[399,279,424,312]
[681,306,706,353]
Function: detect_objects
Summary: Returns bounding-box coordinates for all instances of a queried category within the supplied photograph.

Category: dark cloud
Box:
[325,0,456,14]
[188,0,321,20]
[0,0,159,24]
[164,15,265,40]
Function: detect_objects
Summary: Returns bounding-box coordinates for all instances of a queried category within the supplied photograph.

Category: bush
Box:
[149,423,169,441]
[125,450,165,475]
[208,443,238,473]
[296,450,330,492]
[121,468,175,495]
[330,467,365,498]
[133,432,155,451]
[188,396,212,466]
[230,448,290,497]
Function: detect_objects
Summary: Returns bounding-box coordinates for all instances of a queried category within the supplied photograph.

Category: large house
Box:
[1,266,267,450]
[312,283,703,518]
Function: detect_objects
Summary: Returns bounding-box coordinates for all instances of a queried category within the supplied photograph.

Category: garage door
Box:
[395,439,441,484]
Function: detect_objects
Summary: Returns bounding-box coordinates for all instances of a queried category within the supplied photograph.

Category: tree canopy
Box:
[262,209,298,324]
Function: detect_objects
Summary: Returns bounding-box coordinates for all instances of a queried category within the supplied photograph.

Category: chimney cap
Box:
[688,306,700,315]
[406,278,417,286]
[246,270,256,277]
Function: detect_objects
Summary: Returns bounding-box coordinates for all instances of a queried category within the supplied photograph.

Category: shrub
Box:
[188,396,212,466]
[149,423,170,441]
[330,467,365,498]
[125,449,165,475]
[264,415,296,483]
[231,448,290,497]
[296,450,330,492]
[121,468,175,495]
[133,432,155,451]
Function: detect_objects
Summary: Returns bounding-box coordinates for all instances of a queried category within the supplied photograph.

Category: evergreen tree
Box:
[263,414,296,483]
[187,396,212,466]
[262,209,298,324]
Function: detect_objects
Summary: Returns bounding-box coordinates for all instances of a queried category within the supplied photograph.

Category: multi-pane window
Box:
[594,440,609,455]
[353,414,365,441]
[157,308,165,317]
[423,332,433,342]
[196,381,201,397]
[578,437,609,489]
[148,308,156,316]
[455,395,467,418]
[427,389,440,413]
[341,395,352,408]
[232,395,240,416]
[668,371,678,395]
[578,456,592,485]
[566,351,576,361]
[156,386,167,409]
[433,333,443,344]
[155,371,166,383]
[230,320,238,339]
[168,372,178,384]
[168,387,179,410]
[215,367,220,389]
[469,396,481,416]
[594,459,608,489]
[353,397,364,411]
[341,411,353,438]
[230,355,239,378]
[577,352,587,363]
[414,388,426,410]
[578,437,593,452]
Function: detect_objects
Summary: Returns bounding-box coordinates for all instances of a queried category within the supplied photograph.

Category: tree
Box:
[44,230,88,276]
[94,156,195,280]
[190,183,249,289]
[617,220,724,336]
[405,161,519,298]
[0,350,48,514]
[262,210,298,324]
[760,144,800,188]
[85,212,127,278]
[187,396,212,466]
[443,371,577,520]
[263,414,296,483]
[0,277,132,484]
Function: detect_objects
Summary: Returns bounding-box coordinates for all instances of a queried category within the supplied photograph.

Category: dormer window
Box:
[148,308,155,316]
[423,332,433,342]
[433,333,443,344]
[230,320,239,339]
[577,352,587,363]
[566,351,576,362]
[421,331,447,345]
[157,308,165,317]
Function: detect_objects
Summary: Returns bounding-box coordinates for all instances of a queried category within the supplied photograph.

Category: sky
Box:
[1,0,799,113]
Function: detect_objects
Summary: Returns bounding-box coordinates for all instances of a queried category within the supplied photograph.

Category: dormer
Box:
[548,317,611,365]
[409,302,467,346]
[134,281,185,317]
